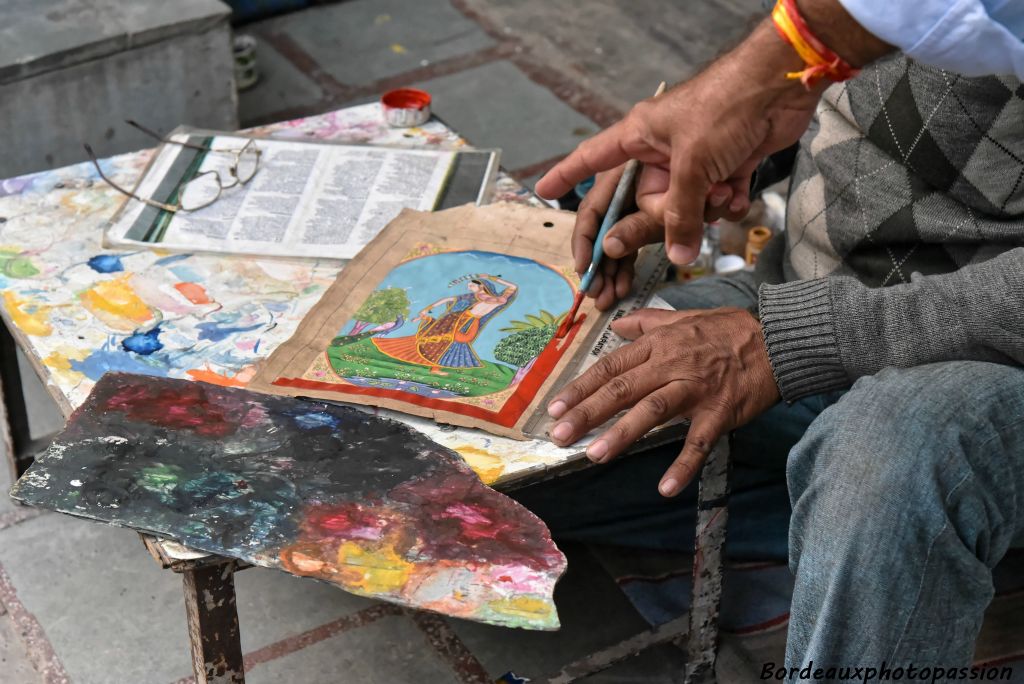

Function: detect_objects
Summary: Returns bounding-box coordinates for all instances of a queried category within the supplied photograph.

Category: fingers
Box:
[573,168,626,273]
[614,259,634,300]
[663,147,710,265]
[547,340,651,422]
[610,308,688,340]
[536,122,633,200]
[585,380,693,464]
[659,411,726,497]
[593,258,622,311]
[549,361,667,446]
[602,211,662,259]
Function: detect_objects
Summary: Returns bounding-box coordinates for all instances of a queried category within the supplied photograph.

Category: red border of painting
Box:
[272,314,586,428]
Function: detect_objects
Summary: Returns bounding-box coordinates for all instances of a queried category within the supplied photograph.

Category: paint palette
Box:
[9,373,566,630]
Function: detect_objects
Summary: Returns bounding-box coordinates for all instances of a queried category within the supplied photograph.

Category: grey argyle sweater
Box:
[756,54,1024,401]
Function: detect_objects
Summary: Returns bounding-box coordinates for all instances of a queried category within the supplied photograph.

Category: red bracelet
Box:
[772,0,859,88]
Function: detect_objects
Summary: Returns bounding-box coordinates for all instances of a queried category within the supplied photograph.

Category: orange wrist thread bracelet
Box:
[771,0,860,88]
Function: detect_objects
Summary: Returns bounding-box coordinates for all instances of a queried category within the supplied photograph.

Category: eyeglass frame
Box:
[83,121,262,213]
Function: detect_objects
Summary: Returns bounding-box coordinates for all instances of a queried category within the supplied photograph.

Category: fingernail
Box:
[729,197,745,212]
[548,400,568,418]
[604,236,625,257]
[586,439,608,462]
[659,477,680,497]
[710,192,728,207]
[551,422,573,443]
[668,245,695,265]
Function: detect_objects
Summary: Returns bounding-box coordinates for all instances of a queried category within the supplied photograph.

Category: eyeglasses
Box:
[84,120,262,213]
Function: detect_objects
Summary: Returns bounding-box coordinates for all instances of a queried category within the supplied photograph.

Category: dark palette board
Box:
[9,373,565,629]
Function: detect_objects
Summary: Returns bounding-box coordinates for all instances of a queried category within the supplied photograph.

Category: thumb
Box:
[611,308,681,339]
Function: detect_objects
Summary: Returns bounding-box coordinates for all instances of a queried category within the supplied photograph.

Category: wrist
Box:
[793,0,893,68]
[729,20,831,101]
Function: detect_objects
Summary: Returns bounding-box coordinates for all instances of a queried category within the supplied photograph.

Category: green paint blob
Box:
[0,253,39,279]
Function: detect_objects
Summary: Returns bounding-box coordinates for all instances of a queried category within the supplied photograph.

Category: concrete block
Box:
[245,614,461,684]
[263,0,495,86]
[413,60,597,172]
[238,38,325,126]
[0,1,237,179]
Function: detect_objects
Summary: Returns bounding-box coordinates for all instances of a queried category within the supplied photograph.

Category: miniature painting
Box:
[252,203,603,439]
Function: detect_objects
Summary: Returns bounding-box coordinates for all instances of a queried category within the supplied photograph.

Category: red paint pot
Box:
[381,88,432,127]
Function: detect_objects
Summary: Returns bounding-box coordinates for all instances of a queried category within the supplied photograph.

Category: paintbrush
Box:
[555,81,667,339]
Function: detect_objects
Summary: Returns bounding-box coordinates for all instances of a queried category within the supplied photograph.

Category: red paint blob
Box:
[381,88,431,110]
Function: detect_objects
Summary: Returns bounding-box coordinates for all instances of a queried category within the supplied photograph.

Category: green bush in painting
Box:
[493,309,565,368]
[348,288,410,335]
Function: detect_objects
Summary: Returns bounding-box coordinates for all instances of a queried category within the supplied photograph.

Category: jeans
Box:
[513,274,1024,671]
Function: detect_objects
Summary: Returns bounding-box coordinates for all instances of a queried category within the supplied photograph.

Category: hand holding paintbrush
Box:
[555,82,667,339]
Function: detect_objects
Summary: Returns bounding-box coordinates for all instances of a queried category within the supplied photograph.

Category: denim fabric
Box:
[514,276,1024,669]
[786,361,1024,669]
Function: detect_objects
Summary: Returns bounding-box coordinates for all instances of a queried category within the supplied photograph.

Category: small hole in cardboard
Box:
[543,221,554,228]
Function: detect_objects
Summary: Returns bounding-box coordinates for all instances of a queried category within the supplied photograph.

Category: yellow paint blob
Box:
[79,276,153,332]
[335,538,414,595]
[455,446,505,485]
[390,43,407,54]
[2,291,52,336]
[43,347,89,384]
[488,595,554,622]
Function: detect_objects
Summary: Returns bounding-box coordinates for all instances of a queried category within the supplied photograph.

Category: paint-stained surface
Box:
[0,103,580,487]
[9,373,566,630]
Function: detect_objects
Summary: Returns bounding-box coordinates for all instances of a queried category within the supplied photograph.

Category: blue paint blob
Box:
[197,320,263,342]
[122,327,164,355]
[87,254,124,273]
[70,350,167,381]
[154,254,193,267]
[291,411,340,431]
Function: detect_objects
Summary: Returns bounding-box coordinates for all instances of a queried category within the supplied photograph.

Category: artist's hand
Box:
[546,308,780,497]
[537,20,824,265]
[572,166,754,311]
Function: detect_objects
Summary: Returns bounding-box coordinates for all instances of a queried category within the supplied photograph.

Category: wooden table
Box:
[0,103,729,683]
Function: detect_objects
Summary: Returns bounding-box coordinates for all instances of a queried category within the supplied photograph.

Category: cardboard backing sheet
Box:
[250,202,608,439]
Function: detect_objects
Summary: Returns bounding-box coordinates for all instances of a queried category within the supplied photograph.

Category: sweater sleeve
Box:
[758,247,1024,401]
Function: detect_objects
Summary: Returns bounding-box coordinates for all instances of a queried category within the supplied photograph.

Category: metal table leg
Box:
[684,436,731,683]
[543,436,732,683]
[184,562,246,684]
[142,535,246,684]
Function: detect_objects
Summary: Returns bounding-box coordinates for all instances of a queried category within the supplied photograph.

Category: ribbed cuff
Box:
[758,279,850,402]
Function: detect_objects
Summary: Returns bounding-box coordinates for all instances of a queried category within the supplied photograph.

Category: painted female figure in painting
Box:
[373,274,517,373]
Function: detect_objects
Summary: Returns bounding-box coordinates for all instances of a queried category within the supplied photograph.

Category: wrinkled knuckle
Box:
[688,433,715,456]
[663,208,685,228]
[605,376,634,402]
[642,392,672,418]
[594,354,623,379]
[574,403,597,426]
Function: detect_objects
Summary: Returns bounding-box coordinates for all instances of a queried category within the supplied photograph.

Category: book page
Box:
[105,133,462,259]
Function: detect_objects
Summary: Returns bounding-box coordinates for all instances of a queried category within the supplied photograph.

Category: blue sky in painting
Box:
[341,250,573,362]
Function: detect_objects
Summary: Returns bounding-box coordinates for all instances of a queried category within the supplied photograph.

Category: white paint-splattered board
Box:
[0,103,670,488]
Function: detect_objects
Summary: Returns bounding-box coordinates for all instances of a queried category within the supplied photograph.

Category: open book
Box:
[103,127,499,260]
[249,202,670,440]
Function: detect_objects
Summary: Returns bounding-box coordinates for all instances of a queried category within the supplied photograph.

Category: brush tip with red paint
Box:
[555,291,584,339]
